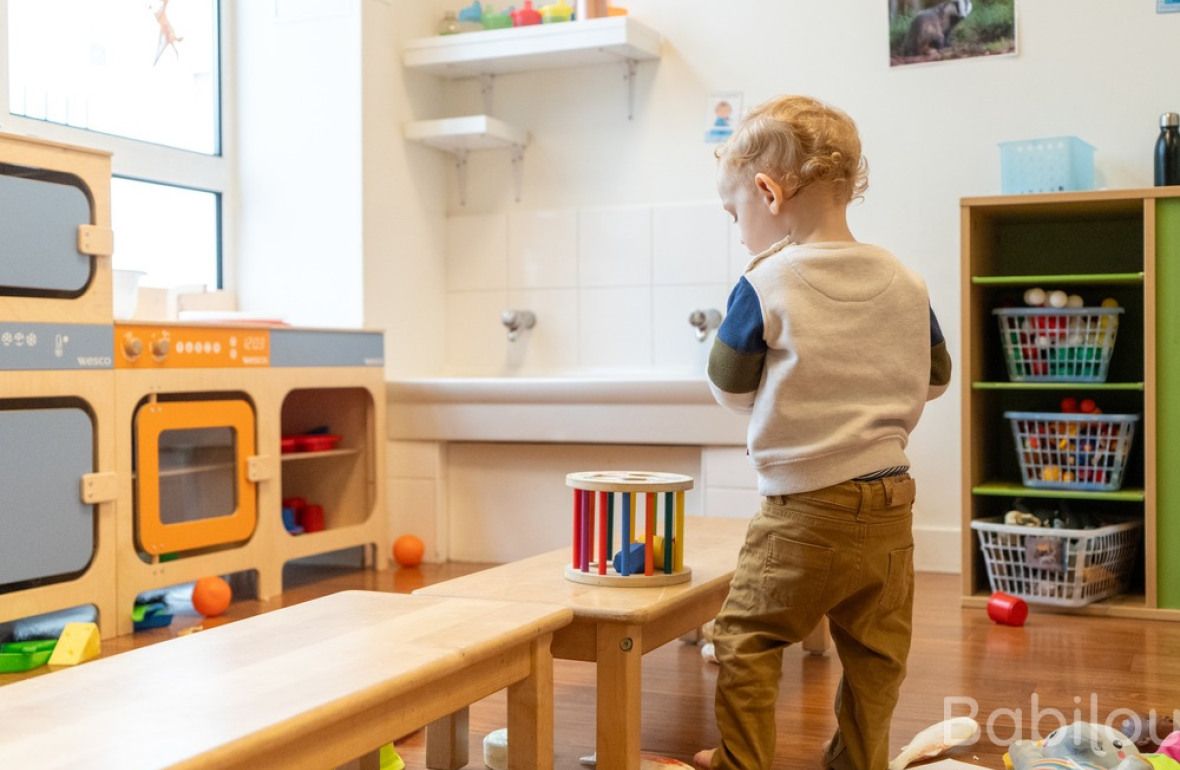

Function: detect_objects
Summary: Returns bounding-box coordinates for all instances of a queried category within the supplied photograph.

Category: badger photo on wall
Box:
[889,0,1016,67]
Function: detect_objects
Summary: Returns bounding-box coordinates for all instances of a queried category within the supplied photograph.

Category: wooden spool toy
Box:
[565,471,693,587]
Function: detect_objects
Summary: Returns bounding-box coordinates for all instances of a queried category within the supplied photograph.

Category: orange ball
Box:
[192,576,232,617]
[393,535,425,567]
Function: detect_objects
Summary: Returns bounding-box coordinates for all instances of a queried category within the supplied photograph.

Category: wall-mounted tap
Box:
[500,309,536,342]
[688,308,722,342]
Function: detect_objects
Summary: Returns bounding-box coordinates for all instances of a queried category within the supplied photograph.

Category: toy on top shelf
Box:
[565,471,692,587]
[482,5,515,29]
[512,0,541,26]
[540,0,573,23]
[456,1,484,31]
[995,289,1123,383]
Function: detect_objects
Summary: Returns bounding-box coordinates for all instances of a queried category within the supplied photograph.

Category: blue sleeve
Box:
[930,305,945,346]
[717,277,767,354]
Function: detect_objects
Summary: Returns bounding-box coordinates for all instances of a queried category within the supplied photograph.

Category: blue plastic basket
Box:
[1006,411,1138,492]
[999,136,1095,194]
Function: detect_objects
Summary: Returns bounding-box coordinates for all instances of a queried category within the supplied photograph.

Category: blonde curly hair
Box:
[716,95,869,203]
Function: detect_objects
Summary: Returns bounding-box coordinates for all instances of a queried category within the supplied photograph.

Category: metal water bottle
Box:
[1157,112,1180,187]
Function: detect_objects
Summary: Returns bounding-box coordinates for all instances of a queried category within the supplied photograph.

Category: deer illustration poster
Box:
[889,0,1016,67]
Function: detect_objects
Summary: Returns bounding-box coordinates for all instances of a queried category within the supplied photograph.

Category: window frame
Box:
[0,0,236,292]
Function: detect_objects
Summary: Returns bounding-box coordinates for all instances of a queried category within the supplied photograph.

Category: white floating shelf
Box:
[403,16,661,78]
[405,115,530,154]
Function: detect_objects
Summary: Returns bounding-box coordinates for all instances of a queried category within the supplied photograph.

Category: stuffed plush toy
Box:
[1006,723,1151,770]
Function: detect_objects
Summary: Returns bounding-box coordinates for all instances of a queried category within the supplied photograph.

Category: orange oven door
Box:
[135,399,257,555]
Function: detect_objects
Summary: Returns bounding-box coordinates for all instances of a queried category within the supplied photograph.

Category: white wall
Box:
[418,0,1180,570]
[236,0,365,329]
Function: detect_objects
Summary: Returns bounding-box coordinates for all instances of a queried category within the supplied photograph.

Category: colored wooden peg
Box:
[573,488,583,569]
[674,491,685,572]
[598,491,609,576]
[644,493,655,576]
[581,490,593,573]
[664,491,674,574]
[620,492,633,576]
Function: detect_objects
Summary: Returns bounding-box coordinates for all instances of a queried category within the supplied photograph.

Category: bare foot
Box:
[692,748,715,770]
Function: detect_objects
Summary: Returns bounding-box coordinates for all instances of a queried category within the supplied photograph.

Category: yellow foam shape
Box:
[48,622,101,666]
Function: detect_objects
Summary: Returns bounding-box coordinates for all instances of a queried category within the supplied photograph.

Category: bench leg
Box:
[426,707,469,770]
[596,623,642,770]
[508,634,555,770]
[802,617,831,656]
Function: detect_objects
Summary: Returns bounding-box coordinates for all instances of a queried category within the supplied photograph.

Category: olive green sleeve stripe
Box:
[930,340,951,386]
[708,338,766,394]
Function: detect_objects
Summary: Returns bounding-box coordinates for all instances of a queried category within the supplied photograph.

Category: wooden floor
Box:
[4,564,1179,769]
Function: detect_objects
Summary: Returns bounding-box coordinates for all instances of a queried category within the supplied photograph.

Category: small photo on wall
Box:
[890,0,1017,67]
[1160,0,1180,13]
[705,92,742,144]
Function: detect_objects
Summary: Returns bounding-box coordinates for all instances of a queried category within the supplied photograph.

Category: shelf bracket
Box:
[510,145,526,203]
[480,74,496,115]
[455,149,470,207]
[624,59,639,120]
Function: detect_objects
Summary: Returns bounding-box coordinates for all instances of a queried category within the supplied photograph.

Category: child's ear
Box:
[754,172,786,215]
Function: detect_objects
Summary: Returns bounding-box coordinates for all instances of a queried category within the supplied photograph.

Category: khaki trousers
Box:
[711,474,917,770]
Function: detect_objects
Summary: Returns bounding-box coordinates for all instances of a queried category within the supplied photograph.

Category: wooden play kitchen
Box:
[0,591,572,770]
[961,187,1180,619]
[0,131,389,639]
[417,514,830,770]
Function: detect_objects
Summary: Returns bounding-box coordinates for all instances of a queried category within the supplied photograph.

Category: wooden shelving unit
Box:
[961,187,1180,619]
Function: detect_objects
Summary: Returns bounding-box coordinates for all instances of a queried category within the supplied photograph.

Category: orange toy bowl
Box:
[192,576,233,617]
[393,535,425,568]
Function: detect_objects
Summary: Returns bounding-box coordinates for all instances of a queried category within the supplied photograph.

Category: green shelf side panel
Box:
[971,273,1145,286]
[1158,198,1180,608]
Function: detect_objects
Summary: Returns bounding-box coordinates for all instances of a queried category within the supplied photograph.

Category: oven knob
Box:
[122,333,143,361]
[151,338,170,361]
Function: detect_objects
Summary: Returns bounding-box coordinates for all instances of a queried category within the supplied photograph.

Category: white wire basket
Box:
[994,307,1123,382]
[971,517,1141,607]
[1007,411,1139,492]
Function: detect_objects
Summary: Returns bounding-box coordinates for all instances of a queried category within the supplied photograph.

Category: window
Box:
[111,177,220,290]
[1,0,230,291]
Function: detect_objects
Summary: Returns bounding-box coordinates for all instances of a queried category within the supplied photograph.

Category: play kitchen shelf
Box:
[960,187,1180,619]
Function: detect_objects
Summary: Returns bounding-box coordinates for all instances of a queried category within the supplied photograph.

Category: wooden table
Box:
[416,516,829,770]
[0,591,572,770]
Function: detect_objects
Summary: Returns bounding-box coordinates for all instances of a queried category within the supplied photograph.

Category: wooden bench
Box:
[0,591,571,770]
[416,516,830,770]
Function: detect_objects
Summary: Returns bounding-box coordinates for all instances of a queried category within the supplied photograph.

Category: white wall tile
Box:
[447,214,508,292]
[445,290,509,374]
[652,203,731,285]
[578,206,652,288]
[652,284,730,371]
[508,209,578,289]
[578,287,652,368]
[508,288,580,371]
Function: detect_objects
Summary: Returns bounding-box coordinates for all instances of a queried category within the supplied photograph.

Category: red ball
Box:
[192,576,232,617]
[393,535,425,567]
[1060,397,1078,413]
[1080,398,1098,414]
